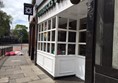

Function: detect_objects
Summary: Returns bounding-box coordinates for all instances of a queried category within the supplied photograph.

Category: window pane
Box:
[58,17,67,29]
[48,20,51,30]
[44,32,47,41]
[79,32,86,42]
[68,32,76,42]
[58,31,66,42]
[44,22,47,31]
[47,43,50,53]
[69,19,77,30]
[44,43,46,51]
[38,34,40,41]
[48,32,50,41]
[57,44,66,55]
[38,43,40,50]
[78,45,86,56]
[52,31,55,41]
[80,18,87,30]
[51,43,55,54]
[41,43,43,51]
[68,44,75,55]
[52,17,56,29]
[41,33,43,41]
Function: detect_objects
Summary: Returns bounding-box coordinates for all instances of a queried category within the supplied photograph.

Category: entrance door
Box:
[95,0,118,83]
[85,0,118,83]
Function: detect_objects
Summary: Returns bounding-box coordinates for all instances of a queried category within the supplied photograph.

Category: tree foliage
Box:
[0,11,12,37]
[12,24,28,43]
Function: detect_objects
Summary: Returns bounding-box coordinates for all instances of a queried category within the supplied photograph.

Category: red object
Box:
[9,51,16,56]
[5,52,10,56]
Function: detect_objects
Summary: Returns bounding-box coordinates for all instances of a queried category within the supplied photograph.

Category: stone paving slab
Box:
[0,77,9,83]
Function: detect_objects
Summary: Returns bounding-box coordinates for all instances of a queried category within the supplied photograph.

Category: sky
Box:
[1,0,31,30]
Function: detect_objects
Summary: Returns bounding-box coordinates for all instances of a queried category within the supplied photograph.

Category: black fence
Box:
[0,37,28,45]
[0,46,13,57]
[0,37,19,45]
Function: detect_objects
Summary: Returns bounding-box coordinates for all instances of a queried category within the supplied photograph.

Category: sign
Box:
[24,3,33,15]
[37,0,64,17]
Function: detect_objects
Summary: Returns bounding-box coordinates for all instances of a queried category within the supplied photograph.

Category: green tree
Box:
[12,24,28,43]
[0,11,12,37]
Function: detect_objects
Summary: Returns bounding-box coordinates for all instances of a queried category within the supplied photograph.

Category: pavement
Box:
[0,44,84,83]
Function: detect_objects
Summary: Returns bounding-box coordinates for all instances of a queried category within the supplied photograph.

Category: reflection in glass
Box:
[79,45,86,56]
[79,32,86,42]
[52,31,55,41]
[47,43,50,53]
[44,43,46,51]
[41,33,43,41]
[68,44,75,55]
[41,43,43,51]
[80,18,87,30]
[57,44,66,55]
[68,32,76,42]
[52,17,56,29]
[48,20,51,30]
[69,19,77,30]
[51,43,55,54]
[38,34,40,41]
[44,22,47,31]
[44,32,47,41]
[58,17,67,29]
[58,31,66,42]
[48,32,50,41]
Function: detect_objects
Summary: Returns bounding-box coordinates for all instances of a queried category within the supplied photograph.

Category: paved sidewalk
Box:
[0,44,84,83]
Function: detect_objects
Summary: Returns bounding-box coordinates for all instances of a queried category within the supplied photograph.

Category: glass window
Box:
[48,20,51,30]
[44,32,48,41]
[38,34,40,41]
[38,43,40,50]
[80,18,87,30]
[52,31,55,41]
[78,45,86,56]
[41,33,43,41]
[44,21,47,31]
[48,32,50,41]
[47,43,50,53]
[69,19,77,30]
[52,17,56,29]
[68,44,75,55]
[41,43,43,51]
[58,17,67,29]
[51,43,55,54]
[44,43,46,51]
[57,44,66,55]
[58,31,66,42]
[79,32,86,42]
[68,32,76,42]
